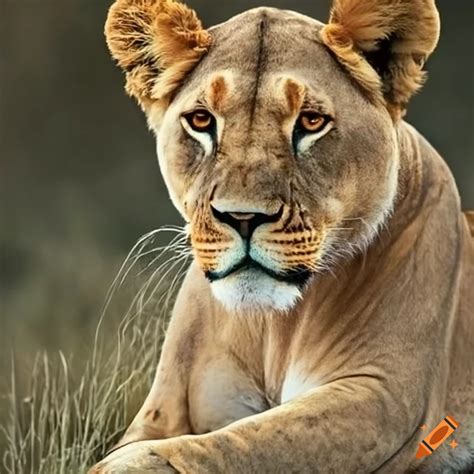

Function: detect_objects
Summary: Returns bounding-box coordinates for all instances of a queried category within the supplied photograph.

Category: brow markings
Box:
[208,74,228,113]
[284,78,306,116]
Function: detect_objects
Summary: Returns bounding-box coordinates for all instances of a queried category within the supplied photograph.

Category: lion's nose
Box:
[211,206,283,239]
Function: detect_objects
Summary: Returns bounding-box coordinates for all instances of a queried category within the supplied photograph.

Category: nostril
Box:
[211,207,251,238]
[211,205,283,239]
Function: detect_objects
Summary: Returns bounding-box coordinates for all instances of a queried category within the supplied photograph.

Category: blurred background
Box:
[1,0,473,402]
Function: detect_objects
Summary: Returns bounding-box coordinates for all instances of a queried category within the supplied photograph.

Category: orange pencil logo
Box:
[416,416,459,459]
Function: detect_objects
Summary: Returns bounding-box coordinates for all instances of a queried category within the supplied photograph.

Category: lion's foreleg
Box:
[93,376,421,473]
[112,312,197,448]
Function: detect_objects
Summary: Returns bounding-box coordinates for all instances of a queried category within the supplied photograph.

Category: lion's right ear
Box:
[105,0,212,110]
[321,0,440,120]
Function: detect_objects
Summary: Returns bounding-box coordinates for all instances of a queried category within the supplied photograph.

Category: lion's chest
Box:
[188,360,270,433]
[188,359,321,433]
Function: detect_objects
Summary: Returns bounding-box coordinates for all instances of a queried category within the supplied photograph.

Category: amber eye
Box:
[185,110,215,133]
[298,112,328,133]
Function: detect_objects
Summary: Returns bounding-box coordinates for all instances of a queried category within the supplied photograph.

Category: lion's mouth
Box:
[205,256,312,287]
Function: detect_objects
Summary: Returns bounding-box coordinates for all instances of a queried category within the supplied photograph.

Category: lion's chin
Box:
[210,267,302,314]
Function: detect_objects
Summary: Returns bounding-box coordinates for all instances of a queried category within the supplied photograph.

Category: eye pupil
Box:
[188,110,213,132]
[299,113,327,133]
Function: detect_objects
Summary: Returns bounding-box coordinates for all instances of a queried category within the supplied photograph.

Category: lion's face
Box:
[148,9,398,312]
[107,0,439,312]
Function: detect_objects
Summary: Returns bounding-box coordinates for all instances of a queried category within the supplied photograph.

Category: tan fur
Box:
[92,2,473,473]
[284,78,306,116]
[105,0,212,109]
[206,74,228,113]
[191,201,234,273]
[321,0,440,119]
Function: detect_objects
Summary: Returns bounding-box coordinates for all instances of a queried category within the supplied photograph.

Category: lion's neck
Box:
[390,121,426,234]
[385,120,450,240]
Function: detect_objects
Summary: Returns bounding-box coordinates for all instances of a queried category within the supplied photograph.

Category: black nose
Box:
[211,206,283,239]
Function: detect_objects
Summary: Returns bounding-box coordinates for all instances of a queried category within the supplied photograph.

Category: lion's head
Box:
[105,0,440,312]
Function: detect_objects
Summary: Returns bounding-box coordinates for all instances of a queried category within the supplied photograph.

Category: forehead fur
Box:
[170,8,348,119]
[106,1,440,121]
[205,71,235,114]
[283,78,306,116]
[207,8,326,70]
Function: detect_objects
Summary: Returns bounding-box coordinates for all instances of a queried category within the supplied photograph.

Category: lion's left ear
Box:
[105,0,212,110]
[321,0,440,119]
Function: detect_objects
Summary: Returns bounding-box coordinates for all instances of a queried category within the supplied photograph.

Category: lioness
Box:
[92,0,474,472]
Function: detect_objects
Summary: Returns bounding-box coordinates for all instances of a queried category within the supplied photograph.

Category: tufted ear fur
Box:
[105,0,212,110]
[321,0,440,120]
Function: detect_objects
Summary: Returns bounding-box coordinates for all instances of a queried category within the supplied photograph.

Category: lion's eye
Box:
[298,112,329,133]
[185,110,215,133]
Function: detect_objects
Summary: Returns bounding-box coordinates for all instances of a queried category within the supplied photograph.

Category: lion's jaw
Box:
[210,268,303,313]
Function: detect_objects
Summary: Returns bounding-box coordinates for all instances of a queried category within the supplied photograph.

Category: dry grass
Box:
[1,227,191,474]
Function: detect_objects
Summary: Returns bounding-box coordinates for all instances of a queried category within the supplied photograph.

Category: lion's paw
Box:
[89,441,178,473]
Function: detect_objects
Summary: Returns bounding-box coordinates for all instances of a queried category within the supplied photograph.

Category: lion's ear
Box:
[105,0,212,109]
[321,0,440,119]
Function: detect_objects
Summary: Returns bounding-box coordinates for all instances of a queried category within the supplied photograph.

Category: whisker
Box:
[119,258,189,338]
[326,227,354,232]
[121,232,188,284]
[136,255,189,311]
[119,254,185,333]
[92,226,187,368]
[135,238,189,278]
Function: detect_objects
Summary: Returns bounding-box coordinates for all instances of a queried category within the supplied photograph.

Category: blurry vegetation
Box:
[0,0,472,470]
[2,227,191,472]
